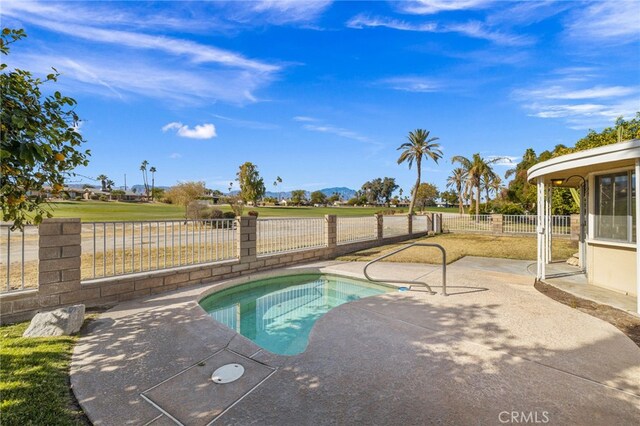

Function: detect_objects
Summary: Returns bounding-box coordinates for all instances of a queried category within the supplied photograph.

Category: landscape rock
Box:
[566,256,580,267]
[23,304,85,337]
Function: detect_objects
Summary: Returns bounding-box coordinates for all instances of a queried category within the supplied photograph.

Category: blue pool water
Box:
[199,274,391,355]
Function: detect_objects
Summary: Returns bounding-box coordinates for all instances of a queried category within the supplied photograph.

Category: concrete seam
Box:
[208,368,278,424]
[139,394,183,426]
[141,413,166,426]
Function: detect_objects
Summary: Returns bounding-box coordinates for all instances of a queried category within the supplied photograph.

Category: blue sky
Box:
[3,0,639,194]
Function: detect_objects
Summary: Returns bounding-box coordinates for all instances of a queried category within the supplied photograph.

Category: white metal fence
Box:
[0,225,39,292]
[442,214,493,232]
[383,215,408,237]
[502,215,571,236]
[257,217,325,255]
[337,216,377,245]
[82,219,237,280]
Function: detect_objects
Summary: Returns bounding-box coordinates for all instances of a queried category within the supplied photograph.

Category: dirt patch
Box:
[535,281,640,348]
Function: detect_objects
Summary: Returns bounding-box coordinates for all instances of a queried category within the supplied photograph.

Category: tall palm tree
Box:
[451,153,505,215]
[140,160,149,198]
[96,174,108,192]
[149,166,157,201]
[106,179,115,191]
[397,129,442,214]
[446,167,467,214]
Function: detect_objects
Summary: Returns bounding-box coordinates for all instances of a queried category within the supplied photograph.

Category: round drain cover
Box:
[211,363,245,384]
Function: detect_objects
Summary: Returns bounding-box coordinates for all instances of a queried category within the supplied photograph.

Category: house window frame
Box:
[592,167,636,243]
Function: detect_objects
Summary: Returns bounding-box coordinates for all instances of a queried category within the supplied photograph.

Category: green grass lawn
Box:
[0,321,88,426]
[45,201,458,222]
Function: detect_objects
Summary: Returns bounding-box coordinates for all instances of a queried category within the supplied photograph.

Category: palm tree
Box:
[106,179,115,191]
[140,160,149,198]
[273,176,282,201]
[489,175,503,201]
[397,129,443,214]
[451,153,505,216]
[149,166,157,201]
[446,168,467,214]
[97,174,108,192]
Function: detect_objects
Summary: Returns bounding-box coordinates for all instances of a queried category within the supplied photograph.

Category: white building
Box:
[528,139,639,313]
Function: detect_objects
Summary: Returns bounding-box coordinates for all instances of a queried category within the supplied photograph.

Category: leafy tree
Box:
[381,177,399,206]
[149,166,157,201]
[327,193,341,204]
[310,190,327,205]
[290,190,307,206]
[397,129,442,214]
[165,181,207,219]
[111,189,125,200]
[415,182,439,211]
[440,189,458,207]
[1,28,90,229]
[574,114,640,151]
[151,187,165,201]
[361,178,382,204]
[236,162,265,205]
[451,153,504,216]
[446,167,467,214]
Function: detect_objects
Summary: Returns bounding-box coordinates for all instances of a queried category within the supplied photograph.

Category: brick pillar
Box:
[434,214,443,234]
[237,216,257,263]
[570,214,580,241]
[325,215,337,251]
[375,214,383,240]
[38,218,82,299]
[427,213,434,233]
[491,214,503,234]
[407,214,413,235]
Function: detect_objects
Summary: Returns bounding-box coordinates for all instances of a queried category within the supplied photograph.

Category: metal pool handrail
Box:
[363,242,447,296]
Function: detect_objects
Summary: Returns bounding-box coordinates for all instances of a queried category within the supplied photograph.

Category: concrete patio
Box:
[71,257,640,425]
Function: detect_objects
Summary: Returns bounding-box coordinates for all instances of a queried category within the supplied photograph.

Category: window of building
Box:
[595,170,636,243]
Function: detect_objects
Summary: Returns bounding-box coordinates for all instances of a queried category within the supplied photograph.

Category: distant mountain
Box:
[318,187,357,200]
[230,187,357,200]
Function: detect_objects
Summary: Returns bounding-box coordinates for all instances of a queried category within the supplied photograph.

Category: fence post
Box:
[427,213,434,233]
[38,218,82,299]
[491,214,503,234]
[570,214,580,241]
[325,215,337,252]
[237,216,257,264]
[434,213,443,234]
[407,214,413,235]
[375,213,383,240]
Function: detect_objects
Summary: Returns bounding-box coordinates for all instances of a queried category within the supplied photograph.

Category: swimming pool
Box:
[199,274,392,355]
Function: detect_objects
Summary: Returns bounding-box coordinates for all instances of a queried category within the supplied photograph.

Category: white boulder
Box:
[23,304,85,337]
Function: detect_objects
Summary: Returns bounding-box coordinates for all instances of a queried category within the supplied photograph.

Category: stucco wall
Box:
[586,242,637,296]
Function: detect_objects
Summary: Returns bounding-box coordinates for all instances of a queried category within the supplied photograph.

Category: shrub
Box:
[99,195,108,202]
[223,211,236,219]
[207,209,224,219]
[247,210,259,218]
[90,194,99,200]
[186,201,209,219]
[74,196,82,201]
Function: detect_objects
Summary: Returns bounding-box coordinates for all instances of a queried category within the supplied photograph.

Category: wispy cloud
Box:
[162,122,217,139]
[377,76,442,93]
[565,1,640,44]
[396,0,494,15]
[211,114,279,130]
[293,116,319,122]
[240,0,333,24]
[169,153,182,159]
[513,75,640,129]
[346,14,533,46]
[302,124,370,143]
[2,1,281,105]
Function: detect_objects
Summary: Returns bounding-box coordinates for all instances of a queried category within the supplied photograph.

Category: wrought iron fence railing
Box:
[257,217,325,255]
[0,225,39,292]
[336,216,377,245]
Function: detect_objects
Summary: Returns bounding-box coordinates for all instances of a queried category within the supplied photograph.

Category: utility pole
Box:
[124,174,127,191]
